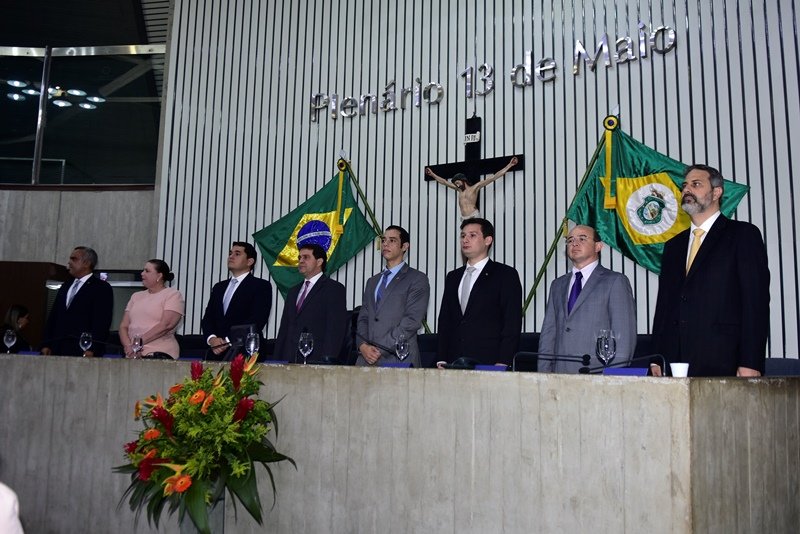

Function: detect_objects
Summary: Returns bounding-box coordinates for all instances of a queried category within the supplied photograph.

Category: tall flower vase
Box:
[180,495,225,534]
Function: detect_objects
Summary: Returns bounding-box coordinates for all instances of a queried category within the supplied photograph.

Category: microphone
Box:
[586,353,667,375]
[514,352,592,373]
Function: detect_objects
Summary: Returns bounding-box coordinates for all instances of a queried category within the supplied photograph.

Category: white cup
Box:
[670,363,690,377]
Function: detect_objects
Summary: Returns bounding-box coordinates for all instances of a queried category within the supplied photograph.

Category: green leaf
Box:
[226,462,263,525]
[184,481,211,534]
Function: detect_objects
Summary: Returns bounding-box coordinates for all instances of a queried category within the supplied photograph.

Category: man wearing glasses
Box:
[356,225,430,367]
[538,225,637,373]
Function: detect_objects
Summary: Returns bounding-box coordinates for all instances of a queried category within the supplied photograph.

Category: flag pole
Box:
[338,159,382,237]
[521,133,606,315]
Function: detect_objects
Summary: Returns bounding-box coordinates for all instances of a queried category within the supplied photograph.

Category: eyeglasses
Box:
[565,235,592,245]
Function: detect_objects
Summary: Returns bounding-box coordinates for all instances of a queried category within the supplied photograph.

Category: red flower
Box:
[191,361,203,380]
[233,397,255,422]
[143,428,161,440]
[124,441,138,454]
[137,457,159,481]
[150,406,174,436]
[230,354,245,390]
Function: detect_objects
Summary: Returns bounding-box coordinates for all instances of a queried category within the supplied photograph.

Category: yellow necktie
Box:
[686,228,705,273]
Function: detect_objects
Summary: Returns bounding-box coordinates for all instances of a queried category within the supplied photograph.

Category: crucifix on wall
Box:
[424,115,524,218]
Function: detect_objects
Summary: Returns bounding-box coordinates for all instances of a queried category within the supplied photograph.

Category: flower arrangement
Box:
[115,354,295,533]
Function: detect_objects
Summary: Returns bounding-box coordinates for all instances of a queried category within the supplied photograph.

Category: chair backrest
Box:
[764,357,800,376]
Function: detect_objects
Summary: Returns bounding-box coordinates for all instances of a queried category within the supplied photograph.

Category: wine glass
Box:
[245,332,260,357]
[298,332,314,365]
[4,329,16,353]
[131,334,143,359]
[79,332,93,354]
[395,333,409,361]
[595,329,617,366]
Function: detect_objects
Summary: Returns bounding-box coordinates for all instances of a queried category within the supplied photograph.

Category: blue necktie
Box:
[375,269,391,306]
[567,271,582,313]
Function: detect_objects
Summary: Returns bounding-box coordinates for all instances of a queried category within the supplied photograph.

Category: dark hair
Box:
[299,244,328,272]
[460,217,495,250]
[385,225,410,245]
[684,164,725,202]
[232,241,257,271]
[5,304,29,332]
[74,246,98,269]
[147,259,175,284]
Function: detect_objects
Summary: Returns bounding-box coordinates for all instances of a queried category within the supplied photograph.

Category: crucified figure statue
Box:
[426,156,519,218]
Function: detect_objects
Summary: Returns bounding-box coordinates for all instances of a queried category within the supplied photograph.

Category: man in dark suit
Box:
[437,218,523,366]
[41,246,113,357]
[201,241,272,359]
[356,225,430,367]
[538,224,637,373]
[652,164,770,377]
[274,243,348,363]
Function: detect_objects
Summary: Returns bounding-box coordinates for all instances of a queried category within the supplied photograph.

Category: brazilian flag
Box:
[567,116,749,273]
[253,160,378,296]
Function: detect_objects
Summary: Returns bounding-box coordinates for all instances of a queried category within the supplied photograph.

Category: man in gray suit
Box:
[538,225,636,373]
[356,225,430,367]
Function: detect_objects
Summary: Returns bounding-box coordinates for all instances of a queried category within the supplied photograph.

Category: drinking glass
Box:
[79,332,93,353]
[245,332,260,357]
[4,329,16,353]
[595,329,617,366]
[131,334,143,358]
[298,332,314,365]
[395,333,409,361]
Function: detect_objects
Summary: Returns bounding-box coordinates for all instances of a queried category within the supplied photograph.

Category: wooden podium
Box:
[0,356,797,533]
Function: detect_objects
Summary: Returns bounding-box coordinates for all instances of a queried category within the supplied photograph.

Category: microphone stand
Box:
[516,352,593,374]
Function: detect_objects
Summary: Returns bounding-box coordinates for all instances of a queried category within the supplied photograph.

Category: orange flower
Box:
[244,354,259,375]
[143,428,161,440]
[163,473,192,495]
[189,390,206,405]
[168,383,183,395]
[200,394,214,414]
[142,448,157,460]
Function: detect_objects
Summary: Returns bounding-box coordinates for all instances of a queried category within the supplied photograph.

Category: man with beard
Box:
[425,157,518,219]
[651,164,770,377]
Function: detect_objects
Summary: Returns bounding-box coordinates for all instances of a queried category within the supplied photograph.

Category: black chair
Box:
[417,333,439,368]
[512,351,538,372]
[764,357,800,376]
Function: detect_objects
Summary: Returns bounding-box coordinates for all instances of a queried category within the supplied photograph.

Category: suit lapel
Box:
[298,275,325,314]
[570,266,606,314]
[686,216,727,278]
[463,260,492,315]
[225,274,250,315]
[378,264,408,306]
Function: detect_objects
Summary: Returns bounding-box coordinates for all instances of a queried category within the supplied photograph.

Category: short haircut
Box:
[74,246,98,269]
[385,225,410,245]
[460,217,495,249]
[299,243,328,272]
[232,241,257,271]
[684,164,725,201]
[147,258,175,283]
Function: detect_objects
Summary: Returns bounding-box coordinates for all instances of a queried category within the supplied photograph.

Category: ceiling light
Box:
[7,93,26,101]
[52,100,72,107]
[67,89,87,96]
[79,103,97,109]
[22,88,40,95]
[7,80,27,88]
[86,96,106,103]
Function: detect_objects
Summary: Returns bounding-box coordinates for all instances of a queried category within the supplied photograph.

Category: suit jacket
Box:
[355,263,430,367]
[652,215,770,376]
[42,275,113,356]
[538,264,637,373]
[201,273,272,342]
[437,259,522,365]
[274,275,348,363]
